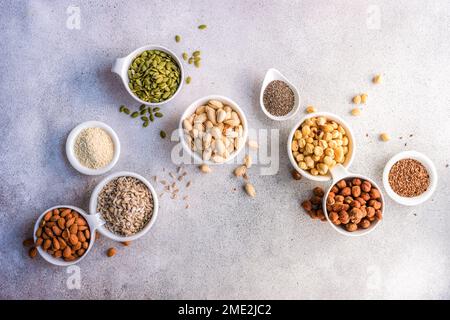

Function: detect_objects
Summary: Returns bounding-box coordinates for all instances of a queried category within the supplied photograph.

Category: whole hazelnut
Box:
[313,187,325,197]
[329,211,339,223]
[301,200,312,212]
[350,200,361,208]
[356,197,366,206]
[361,192,371,201]
[344,196,353,204]
[368,216,376,222]
[368,200,382,210]
[375,209,383,220]
[317,209,326,221]
[339,210,350,224]
[352,178,362,186]
[361,181,372,192]
[331,186,339,194]
[351,186,361,198]
[311,196,322,205]
[326,196,335,206]
[332,203,344,212]
[328,191,335,198]
[326,204,333,212]
[360,206,367,217]
[340,187,351,196]
[342,204,350,211]
[369,188,381,199]
[366,207,375,218]
[335,195,345,203]
[346,223,358,232]
[359,219,371,229]
[337,180,347,189]
[291,170,302,180]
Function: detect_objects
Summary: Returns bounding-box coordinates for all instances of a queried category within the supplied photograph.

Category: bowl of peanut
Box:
[323,164,385,236]
[288,112,355,181]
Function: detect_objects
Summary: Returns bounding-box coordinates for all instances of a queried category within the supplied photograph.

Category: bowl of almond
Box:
[33,206,104,266]
[179,95,248,164]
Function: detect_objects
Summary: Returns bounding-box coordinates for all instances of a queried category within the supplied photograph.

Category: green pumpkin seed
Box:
[188,57,194,64]
[131,112,139,118]
[153,107,160,112]
[155,112,163,118]
[141,116,149,121]
[160,130,167,139]
[186,76,191,84]
[198,24,207,30]
[150,113,155,122]
[123,108,130,114]
[194,60,201,68]
[143,121,149,128]
[175,35,181,42]
[193,51,201,57]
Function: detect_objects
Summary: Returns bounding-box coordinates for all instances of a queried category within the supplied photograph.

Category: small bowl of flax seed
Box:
[382,151,437,206]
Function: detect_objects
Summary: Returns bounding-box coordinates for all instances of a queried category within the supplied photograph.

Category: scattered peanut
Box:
[373,74,382,84]
[351,108,361,116]
[248,140,259,150]
[306,106,316,113]
[243,155,252,168]
[234,165,246,177]
[352,95,361,104]
[361,93,368,104]
[380,133,390,142]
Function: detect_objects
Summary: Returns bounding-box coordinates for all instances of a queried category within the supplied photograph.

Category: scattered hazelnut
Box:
[373,74,382,84]
[291,170,302,180]
[380,133,390,142]
[351,108,361,116]
[306,106,316,113]
[352,95,361,104]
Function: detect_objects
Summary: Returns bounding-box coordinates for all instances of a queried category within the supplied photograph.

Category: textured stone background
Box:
[0,0,449,299]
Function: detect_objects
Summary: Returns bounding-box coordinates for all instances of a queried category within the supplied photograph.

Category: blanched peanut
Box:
[306,106,316,113]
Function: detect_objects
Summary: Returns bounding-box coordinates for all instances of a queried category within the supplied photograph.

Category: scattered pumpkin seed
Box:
[182,52,188,61]
[194,61,201,68]
[175,35,181,42]
[186,76,192,84]
[194,57,201,62]
[188,57,194,64]
[140,109,147,115]
[123,108,130,115]
[139,104,146,111]
[198,24,207,30]
[143,121,149,128]
[160,130,167,139]
[149,113,155,122]
[131,112,139,118]
[153,107,160,112]
[141,116,148,121]
[155,112,163,118]
[193,51,201,57]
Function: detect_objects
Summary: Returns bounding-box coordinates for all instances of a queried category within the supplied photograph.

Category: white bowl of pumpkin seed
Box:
[112,45,184,106]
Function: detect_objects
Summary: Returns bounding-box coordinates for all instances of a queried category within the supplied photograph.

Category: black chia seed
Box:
[263,80,295,117]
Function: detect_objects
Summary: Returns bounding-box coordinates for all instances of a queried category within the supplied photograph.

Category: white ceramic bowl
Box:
[178,95,249,165]
[382,150,437,206]
[260,68,301,121]
[33,205,104,266]
[66,121,120,175]
[287,112,356,181]
[323,165,385,237]
[89,171,159,242]
[111,44,184,106]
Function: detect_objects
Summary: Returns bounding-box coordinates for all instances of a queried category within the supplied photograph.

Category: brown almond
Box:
[36,237,43,247]
[66,217,76,228]
[43,211,52,221]
[42,233,49,240]
[23,238,34,247]
[73,242,82,251]
[52,208,59,215]
[51,225,62,236]
[58,237,67,249]
[47,249,54,255]
[64,255,76,262]
[63,246,72,258]
[107,247,116,257]
[46,221,56,228]
[57,218,65,229]
[52,238,60,250]
[77,249,86,256]
[36,227,43,237]
[69,234,79,246]
[50,215,60,222]
[43,239,52,250]
[54,250,62,258]
[82,241,89,249]
[29,247,38,258]
[61,209,71,217]
[77,231,86,243]
[84,229,90,240]
[44,227,53,238]
[72,211,80,218]
[69,223,78,235]
[78,225,88,231]
[62,229,70,240]
[76,218,87,226]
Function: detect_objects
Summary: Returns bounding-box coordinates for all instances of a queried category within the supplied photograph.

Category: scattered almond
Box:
[29,247,37,258]
[107,247,116,257]
[244,155,252,168]
[122,241,131,246]
[23,238,34,247]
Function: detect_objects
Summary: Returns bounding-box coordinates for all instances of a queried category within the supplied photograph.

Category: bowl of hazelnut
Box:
[288,112,355,182]
[322,164,385,236]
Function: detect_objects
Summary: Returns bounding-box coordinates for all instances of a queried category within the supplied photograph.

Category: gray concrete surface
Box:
[1,0,449,299]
